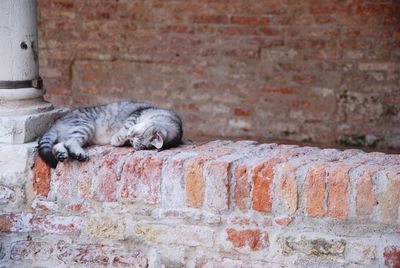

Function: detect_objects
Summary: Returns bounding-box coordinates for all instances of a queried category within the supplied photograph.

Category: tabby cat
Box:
[38,101,183,168]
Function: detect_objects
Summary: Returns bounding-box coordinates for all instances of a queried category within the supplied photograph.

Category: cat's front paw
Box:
[110,134,126,147]
[55,150,69,162]
[70,152,89,162]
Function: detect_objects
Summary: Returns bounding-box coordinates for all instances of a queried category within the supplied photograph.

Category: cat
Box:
[38,101,183,168]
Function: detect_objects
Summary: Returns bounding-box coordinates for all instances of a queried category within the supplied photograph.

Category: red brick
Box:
[33,157,52,197]
[259,87,297,95]
[0,213,12,232]
[0,213,82,235]
[160,25,195,34]
[191,14,228,24]
[384,246,400,268]
[305,164,327,217]
[252,158,282,212]
[231,16,269,25]
[218,26,260,36]
[226,228,269,251]
[141,156,163,204]
[234,165,251,211]
[121,152,163,204]
[310,5,353,14]
[356,4,397,16]
[233,108,251,117]
[225,48,259,59]
[185,158,205,208]
[96,148,132,202]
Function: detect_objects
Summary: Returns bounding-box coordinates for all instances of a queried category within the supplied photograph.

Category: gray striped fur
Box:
[38,101,183,168]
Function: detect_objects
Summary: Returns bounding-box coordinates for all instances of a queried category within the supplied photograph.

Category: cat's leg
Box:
[53,143,69,162]
[110,116,137,147]
[110,128,129,146]
[64,138,89,161]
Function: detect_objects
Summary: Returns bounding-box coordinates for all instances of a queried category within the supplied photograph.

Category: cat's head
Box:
[127,123,167,150]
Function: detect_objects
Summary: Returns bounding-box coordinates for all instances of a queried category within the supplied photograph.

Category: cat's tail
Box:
[37,127,58,169]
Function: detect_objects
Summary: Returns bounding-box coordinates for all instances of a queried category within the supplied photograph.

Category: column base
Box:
[0,108,69,144]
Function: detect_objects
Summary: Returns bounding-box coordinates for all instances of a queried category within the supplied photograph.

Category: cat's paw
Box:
[110,134,125,147]
[55,150,69,162]
[53,143,69,162]
[70,152,89,162]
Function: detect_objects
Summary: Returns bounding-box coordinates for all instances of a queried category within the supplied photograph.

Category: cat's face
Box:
[127,124,166,150]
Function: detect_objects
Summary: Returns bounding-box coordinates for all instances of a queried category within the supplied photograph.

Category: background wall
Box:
[37,0,400,151]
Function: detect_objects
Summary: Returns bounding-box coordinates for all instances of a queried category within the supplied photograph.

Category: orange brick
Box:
[356,167,378,218]
[226,228,269,251]
[185,159,205,208]
[252,158,282,212]
[33,157,52,197]
[305,164,327,217]
[234,165,251,211]
[328,166,351,220]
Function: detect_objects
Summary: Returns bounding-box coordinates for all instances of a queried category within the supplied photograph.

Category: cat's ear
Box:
[150,131,164,149]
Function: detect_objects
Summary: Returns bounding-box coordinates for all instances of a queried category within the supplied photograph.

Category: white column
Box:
[0,0,67,144]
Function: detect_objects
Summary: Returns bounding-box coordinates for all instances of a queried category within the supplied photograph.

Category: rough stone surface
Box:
[0,141,399,267]
[278,236,346,260]
[0,108,68,144]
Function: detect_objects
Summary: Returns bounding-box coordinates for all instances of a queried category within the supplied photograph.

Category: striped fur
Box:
[38,101,183,168]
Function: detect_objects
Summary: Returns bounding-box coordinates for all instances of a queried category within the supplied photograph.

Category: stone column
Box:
[0,0,66,144]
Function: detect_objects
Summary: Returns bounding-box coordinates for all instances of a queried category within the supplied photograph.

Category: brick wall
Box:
[1,141,400,267]
[38,0,400,150]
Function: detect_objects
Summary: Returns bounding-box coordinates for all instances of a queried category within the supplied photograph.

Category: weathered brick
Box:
[278,236,346,260]
[384,246,400,268]
[231,16,269,25]
[196,256,276,268]
[161,158,187,208]
[328,166,351,220]
[205,161,230,211]
[87,218,126,240]
[226,228,269,251]
[346,242,376,264]
[305,164,327,217]
[252,158,282,212]
[276,164,298,214]
[0,213,82,235]
[275,216,294,226]
[11,241,53,261]
[120,152,163,204]
[0,185,14,205]
[33,156,52,197]
[233,165,251,211]
[185,158,206,208]
[56,241,147,266]
[96,147,132,202]
[135,224,215,247]
[379,171,400,225]
[191,14,228,24]
[356,167,378,218]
